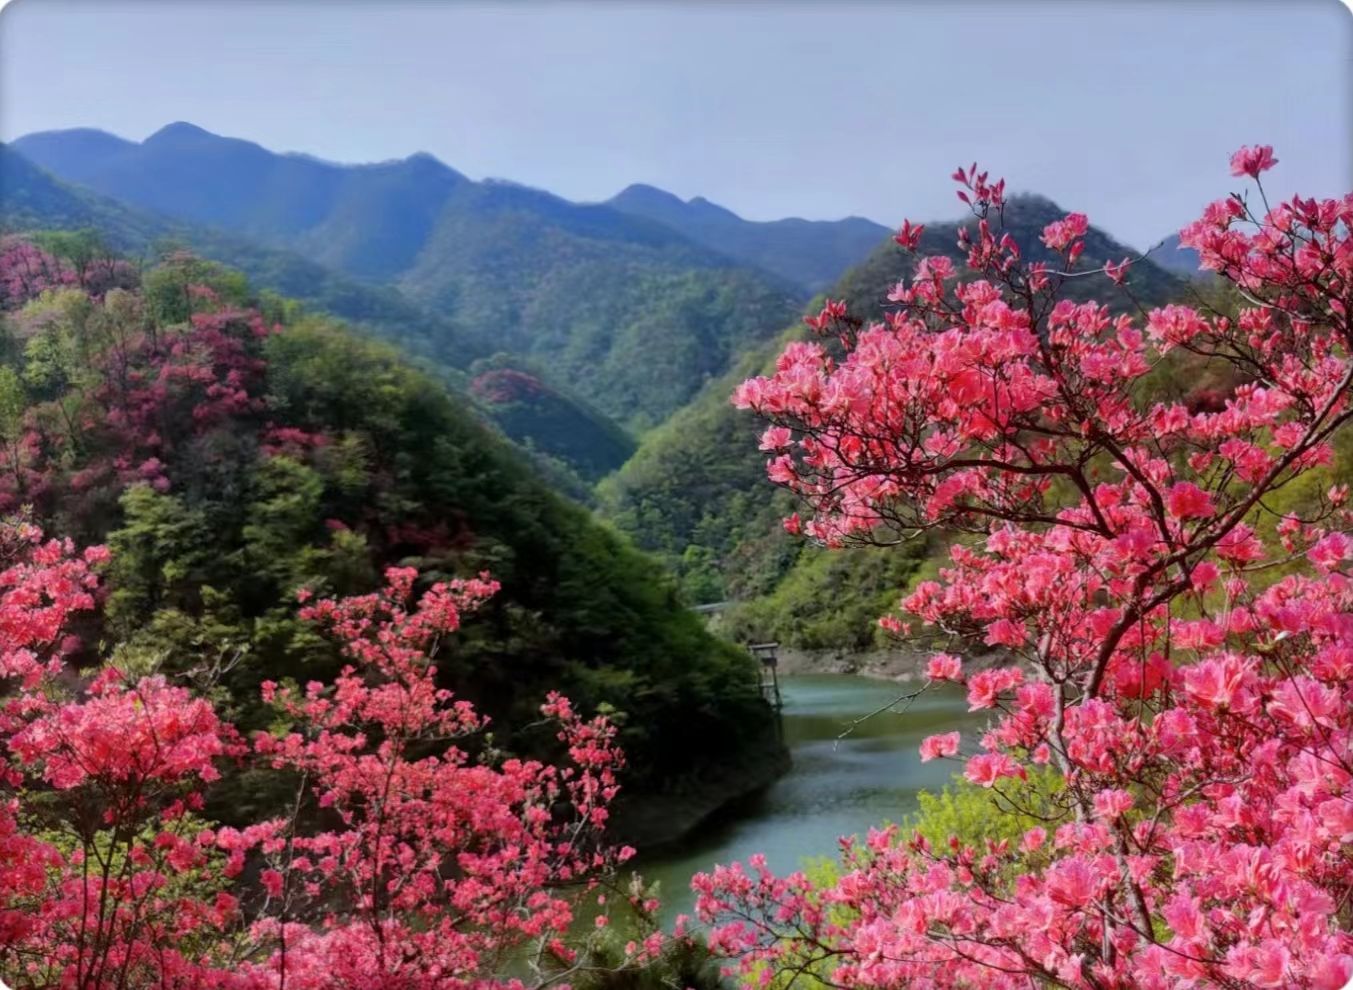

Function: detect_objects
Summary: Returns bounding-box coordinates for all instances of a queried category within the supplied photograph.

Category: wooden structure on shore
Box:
[748,642,783,714]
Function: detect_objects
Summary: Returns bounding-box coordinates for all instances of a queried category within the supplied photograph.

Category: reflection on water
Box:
[635,674,975,919]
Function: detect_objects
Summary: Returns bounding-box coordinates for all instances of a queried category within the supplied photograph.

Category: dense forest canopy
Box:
[0,233,779,817]
[598,192,1212,646]
[13,126,811,430]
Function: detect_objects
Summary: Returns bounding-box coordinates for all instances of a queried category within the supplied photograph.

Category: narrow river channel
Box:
[635,674,976,920]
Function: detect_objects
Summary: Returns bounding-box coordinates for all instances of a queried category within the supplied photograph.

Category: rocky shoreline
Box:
[773,645,929,682]
[773,644,1004,683]
[610,730,792,850]
[610,647,994,849]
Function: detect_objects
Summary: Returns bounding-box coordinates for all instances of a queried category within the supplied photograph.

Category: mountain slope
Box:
[0,236,783,832]
[609,183,889,292]
[0,142,474,365]
[1150,232,1204,278]
[15,123,469,280]
[1,145,658,486]
[391,178,804,429]
[15,124,806,428]
[468,357,637,482]
[601,196,1190,635]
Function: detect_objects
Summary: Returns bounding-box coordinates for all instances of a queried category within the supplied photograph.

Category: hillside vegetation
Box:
[0,234,781,824]
[602,195,1193,649]
[609,183,888,292]
[0,143,476,365]
[3,145,669,487]
[14,124,807,428]
[468,355,637,482]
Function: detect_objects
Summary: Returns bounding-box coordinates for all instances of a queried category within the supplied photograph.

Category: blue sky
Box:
[1,0,1349,247]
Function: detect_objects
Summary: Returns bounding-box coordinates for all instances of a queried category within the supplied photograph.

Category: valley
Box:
[2,3,1348,986]
[0,124,1221,783]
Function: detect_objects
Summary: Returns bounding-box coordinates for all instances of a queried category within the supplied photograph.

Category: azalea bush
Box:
[698,148,1353,988]
[0,521,642,989]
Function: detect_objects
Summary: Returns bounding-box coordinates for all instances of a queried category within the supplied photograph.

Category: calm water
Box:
[635,674,975,919]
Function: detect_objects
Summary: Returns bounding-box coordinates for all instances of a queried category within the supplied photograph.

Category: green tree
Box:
[105,484,211,637]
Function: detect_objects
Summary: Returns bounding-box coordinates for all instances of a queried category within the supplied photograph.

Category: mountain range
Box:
[12,124,887,432]
[8,123,1202,440]
[0,141,475,364]
[3,121,1204,652]
[608,182,889,291]
[599,193,1192,635]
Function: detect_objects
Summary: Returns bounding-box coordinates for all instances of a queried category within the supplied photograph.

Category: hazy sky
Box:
[1,0,1349,247]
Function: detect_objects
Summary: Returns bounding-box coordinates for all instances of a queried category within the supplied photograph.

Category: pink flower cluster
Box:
[0,527,635,988]
[706,148,1353,989]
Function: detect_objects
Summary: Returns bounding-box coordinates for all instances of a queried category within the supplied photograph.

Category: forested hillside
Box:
[15,124,807,428]
[0,142,476,364]
[0,234,781,828]
[601,195,1193,648]
[467,355,636,482]
[2,145,666,487]
[1150,231,1206,276]
[609,183,888,291]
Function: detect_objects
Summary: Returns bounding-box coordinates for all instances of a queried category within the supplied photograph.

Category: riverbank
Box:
[774,645,928,681]
[607,643,993,850]
[610,730,792,849]
[631,675,976,920]
[774,645,1002,682]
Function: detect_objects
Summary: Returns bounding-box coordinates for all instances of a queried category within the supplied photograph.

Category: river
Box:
[635,674,975,920]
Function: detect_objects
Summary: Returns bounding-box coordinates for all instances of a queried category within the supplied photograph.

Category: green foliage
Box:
[719,542,931,651]
[603,197,1192,650]
[0,365,25,440]
[142,254,249,324]
[904,769,1063,850]
[11,131,808,427]
[254,320,777,787]
[468,354,637,483]
[239,456,326,585]
[403,236,803,429]
[596,327,802,604]
[104,485,211,638]
[4,248,783,821]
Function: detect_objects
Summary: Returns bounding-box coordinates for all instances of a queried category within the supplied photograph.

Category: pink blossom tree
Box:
[0,521,243,989]
[0,524,637,989]
[698,148,1353,989]
[236,568,635,989]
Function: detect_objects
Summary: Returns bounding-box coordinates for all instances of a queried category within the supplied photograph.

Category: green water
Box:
[634,674,975,919]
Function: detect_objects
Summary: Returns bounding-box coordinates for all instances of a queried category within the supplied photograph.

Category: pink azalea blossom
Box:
[1230,144,1279,178]
[919,732,960,762]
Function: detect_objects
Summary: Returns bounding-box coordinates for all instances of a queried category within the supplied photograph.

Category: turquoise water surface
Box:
[635,674,975,919]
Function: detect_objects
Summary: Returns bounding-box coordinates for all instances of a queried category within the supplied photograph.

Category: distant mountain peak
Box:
[144,120,217,144]
[609,183,890,292]
[1000,191,1068,216]
[610,185,740,220]
[400,150,466,181]
[685,195,741,221]
[9,127,136,160]
[20,125,129,143]
[612,183,686,207]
